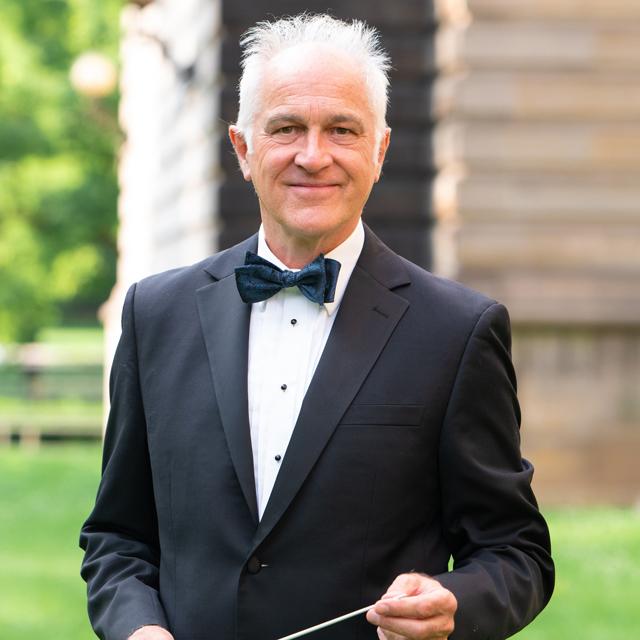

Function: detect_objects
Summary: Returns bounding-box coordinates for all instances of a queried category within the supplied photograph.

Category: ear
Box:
[374,127,391,182]
[229,126,252,181]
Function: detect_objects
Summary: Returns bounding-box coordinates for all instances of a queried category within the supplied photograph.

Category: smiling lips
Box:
[287,184,340,201]
[287,182,340,191]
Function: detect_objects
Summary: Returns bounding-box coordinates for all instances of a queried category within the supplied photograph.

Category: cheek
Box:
[254,145,296,172]
[340,148,378,178]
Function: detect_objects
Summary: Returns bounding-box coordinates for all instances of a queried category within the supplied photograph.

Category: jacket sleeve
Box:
[434,303,554,639]
[80,284,169,640]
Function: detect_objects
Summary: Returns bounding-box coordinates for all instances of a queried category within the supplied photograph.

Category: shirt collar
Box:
[257,220,365,316]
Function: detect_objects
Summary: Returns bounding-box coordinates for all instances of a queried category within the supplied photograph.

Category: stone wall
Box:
[438,0,640,504]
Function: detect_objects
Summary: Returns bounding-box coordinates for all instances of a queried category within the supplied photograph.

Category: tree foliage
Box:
[0,0,122,342]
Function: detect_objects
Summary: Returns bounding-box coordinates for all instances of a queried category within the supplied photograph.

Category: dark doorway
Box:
[219,1,438,268]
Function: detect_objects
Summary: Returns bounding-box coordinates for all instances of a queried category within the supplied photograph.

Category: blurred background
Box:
[0,0,638,638]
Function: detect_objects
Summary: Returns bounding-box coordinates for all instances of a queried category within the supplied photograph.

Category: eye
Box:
[333,127,353,136]
[276,125,298,135]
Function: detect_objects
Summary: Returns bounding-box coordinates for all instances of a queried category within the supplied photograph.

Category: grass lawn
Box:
[0,444,102,639]
[0,444,639,639]
[512,507,640,639]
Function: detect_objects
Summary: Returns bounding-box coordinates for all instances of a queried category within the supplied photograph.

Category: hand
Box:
[128,625,174,640]
[366,573,457,639]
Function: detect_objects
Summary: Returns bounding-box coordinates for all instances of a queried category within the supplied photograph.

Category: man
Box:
[81,14,554,640]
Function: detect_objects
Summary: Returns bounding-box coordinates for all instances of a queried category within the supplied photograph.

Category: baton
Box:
[277,593,408,640]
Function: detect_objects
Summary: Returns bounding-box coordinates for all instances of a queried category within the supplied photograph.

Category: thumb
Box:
[382,572,429,599]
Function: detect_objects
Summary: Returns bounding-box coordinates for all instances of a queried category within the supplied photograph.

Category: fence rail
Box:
[0,357,103,445]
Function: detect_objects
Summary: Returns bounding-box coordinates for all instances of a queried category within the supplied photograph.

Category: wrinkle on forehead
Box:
[256,45,376,125]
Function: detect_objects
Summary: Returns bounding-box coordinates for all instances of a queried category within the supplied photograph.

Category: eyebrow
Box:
[264,114,305,129]
[326,114,365,130]
[264,113,365,130]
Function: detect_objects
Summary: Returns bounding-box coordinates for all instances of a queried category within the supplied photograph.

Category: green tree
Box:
[0,0,122,342]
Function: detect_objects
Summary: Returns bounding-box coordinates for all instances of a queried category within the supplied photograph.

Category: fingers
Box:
[375,574,456,620]
[366,573,457,639]
[128,626,174,640]
[369,611,454,639]
[382,572,429,599]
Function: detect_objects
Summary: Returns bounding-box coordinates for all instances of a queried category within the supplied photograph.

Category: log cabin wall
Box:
[107,0,640,505]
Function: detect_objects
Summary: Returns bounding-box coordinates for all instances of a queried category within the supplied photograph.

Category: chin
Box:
[297,212,344,230]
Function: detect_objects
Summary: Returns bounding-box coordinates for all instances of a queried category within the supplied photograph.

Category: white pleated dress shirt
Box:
[247,221,365,519]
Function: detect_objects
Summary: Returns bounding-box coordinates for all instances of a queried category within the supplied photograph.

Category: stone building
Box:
[105,0,640,504]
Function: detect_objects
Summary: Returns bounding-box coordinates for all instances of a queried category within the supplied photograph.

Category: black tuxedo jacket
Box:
[80,227,553,640]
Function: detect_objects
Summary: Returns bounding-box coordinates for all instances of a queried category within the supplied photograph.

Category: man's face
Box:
[230,45,390,255]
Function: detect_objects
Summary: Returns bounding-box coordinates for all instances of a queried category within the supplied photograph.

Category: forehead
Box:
[257,44,375,121]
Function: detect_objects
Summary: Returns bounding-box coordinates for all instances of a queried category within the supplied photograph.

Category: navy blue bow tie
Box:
[235,251,341,304]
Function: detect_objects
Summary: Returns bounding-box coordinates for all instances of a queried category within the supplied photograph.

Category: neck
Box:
[262,220,359,269]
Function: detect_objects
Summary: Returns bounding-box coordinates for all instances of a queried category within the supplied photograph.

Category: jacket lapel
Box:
[253,228,411,548]
[196,236,259,524]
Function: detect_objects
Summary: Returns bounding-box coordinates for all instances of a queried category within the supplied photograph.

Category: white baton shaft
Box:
[277,593,408,640]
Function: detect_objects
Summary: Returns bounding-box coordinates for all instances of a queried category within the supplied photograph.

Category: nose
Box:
[294,130,332,173]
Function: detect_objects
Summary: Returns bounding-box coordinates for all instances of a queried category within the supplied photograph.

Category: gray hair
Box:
[235,13,391,150]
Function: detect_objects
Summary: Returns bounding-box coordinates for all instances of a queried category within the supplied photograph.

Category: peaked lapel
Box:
[253,228,411,548]
[196,235,259,524]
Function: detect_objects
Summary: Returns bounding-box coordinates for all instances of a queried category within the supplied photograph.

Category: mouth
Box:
[287,183,341,194]
[288,182,339,188]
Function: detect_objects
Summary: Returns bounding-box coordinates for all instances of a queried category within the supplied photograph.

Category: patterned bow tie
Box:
[235,251,341,304]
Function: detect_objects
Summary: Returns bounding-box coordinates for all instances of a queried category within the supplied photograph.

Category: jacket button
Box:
[247,556,262,574]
